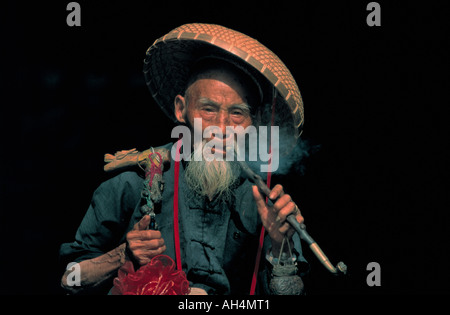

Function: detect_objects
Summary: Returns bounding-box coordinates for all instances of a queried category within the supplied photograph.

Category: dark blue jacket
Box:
[60,145,306,294]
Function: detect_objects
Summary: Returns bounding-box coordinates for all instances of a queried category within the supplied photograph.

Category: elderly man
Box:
[60,24,307,295]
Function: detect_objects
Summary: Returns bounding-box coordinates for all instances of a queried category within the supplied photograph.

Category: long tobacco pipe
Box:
[234,153,347,276]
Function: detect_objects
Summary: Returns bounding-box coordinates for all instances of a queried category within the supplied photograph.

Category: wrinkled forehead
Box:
[185,59,262,109]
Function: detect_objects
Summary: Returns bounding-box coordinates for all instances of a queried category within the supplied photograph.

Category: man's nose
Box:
[214,112,231,137]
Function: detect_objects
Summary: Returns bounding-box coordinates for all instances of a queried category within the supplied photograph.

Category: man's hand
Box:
[126,215,166,266]
[252,184,304,256]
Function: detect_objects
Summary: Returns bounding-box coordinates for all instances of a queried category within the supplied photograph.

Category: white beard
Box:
[184,142,241,202]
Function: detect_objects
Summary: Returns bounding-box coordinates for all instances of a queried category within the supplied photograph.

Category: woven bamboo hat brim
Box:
[144,23,304,144]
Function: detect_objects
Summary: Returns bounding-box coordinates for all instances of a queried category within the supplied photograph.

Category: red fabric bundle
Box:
[111,255,190,295]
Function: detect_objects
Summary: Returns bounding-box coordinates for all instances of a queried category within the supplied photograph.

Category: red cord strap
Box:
[250,90,276,295]
[173,139,182,271]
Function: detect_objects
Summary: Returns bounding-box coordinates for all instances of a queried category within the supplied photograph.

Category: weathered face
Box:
[173,68,256,200]
[174,69,254,156]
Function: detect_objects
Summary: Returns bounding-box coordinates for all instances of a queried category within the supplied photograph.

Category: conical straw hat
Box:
[144,23,304,145]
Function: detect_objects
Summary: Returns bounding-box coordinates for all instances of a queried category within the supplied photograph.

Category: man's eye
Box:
[231,110,243,115]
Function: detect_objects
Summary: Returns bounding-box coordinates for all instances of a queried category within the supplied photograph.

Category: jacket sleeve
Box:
[59,171,143,267]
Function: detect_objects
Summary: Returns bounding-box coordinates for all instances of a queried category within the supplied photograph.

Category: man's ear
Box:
[174,95,187,123]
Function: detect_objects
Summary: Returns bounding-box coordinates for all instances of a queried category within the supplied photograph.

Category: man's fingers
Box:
[133,215,150,231]
[275,199,295,219]
[269,184,284,200]
[127,237,165,251]
[278,222,291,234]
[252,185,267,211]
[127,217,166,266]
[126,230,166,266]
[253,184,305,241]
[127,229,162,242]
[272,194,292,212]
[133,245,167,266]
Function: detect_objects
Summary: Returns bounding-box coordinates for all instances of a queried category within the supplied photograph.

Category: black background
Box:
[0,0,449,296]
